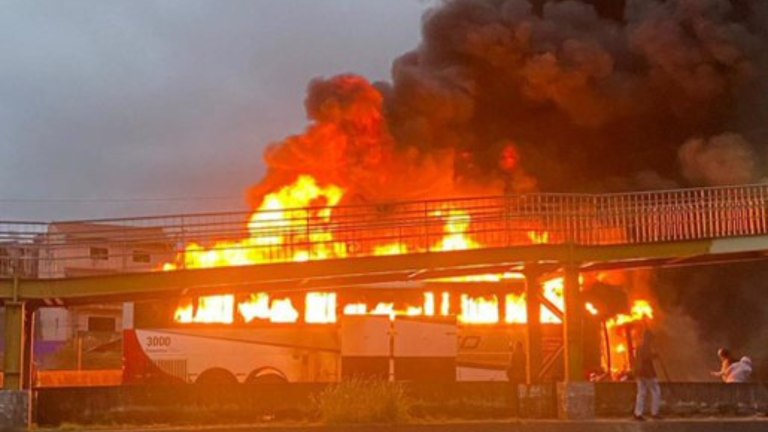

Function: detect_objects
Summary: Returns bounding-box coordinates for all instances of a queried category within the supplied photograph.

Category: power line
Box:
[0,196,242,203]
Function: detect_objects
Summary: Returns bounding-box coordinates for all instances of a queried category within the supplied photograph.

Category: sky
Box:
[0,0,430,221]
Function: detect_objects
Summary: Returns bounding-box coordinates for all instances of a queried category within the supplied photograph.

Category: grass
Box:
[314,378,412,424]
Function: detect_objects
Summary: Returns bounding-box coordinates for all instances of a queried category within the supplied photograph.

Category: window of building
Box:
[132,250,151,263]
[89,247,109,260]
[0,248,9,276]
[87,316,116,333]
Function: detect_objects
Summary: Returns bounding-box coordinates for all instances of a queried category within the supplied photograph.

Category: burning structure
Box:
[129,0,768,383]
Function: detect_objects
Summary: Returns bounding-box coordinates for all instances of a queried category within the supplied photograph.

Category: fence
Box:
[1,184,767,278]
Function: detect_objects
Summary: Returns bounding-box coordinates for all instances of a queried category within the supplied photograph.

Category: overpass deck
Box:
[1,183,768,303]
[1,184,768,391]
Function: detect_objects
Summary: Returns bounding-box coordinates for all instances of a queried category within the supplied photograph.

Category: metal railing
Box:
[1,184,767,279]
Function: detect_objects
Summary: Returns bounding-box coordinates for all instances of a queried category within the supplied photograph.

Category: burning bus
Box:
[122,175,654,385]
[122,279,615,385]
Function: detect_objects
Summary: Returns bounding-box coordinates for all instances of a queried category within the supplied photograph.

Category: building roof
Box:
[47,222,171,245]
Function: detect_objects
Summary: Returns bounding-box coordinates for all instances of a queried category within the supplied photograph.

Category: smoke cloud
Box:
[679,132,758,185]
[249,1,768,372]
[654,262,768,380]
[253,0,766,202]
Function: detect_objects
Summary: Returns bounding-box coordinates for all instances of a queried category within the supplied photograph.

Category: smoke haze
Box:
[254,0,768,379]
[255,0,767,204]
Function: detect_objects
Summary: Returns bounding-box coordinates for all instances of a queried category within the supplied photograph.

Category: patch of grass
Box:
[314,378,412,424]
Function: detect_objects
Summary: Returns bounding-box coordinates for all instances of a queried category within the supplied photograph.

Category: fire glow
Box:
[171,277,641,326]
[164,173,655,372]
[161,174,547,271]
[165,174,582,325]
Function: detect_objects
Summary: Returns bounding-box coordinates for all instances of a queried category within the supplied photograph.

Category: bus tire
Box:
[245,367,288,384]
[195,367,239,385]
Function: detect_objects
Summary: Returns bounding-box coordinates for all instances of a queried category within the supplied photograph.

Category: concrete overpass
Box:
[1,183,768,393]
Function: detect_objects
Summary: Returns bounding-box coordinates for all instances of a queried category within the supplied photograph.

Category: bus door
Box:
[393,317,457,382]
[340,315,390,380]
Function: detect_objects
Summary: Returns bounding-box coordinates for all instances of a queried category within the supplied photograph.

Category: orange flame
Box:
[164,179,654,334]
[175,292,308,324]
[505,294,527,324]
[174,295,235,324]
[458,294,499,324]
[236,294,299,323]
[607,300,654,328]
[527,231,549,244]
[431,209,479,252]
[164,175,346,270]
[585,302,599,316]
[305,292,337,324]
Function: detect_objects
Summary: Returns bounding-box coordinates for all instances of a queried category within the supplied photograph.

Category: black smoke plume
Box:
[383,0,765,193]
[250,0,768,377]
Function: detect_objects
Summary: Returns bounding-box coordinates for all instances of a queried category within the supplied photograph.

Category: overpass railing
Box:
[1,184,767,279]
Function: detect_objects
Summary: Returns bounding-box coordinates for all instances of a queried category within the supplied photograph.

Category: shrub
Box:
[314,378,411,424]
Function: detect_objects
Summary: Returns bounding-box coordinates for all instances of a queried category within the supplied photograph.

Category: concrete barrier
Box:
[0,390,29,430]
[595,382,768,417]
[30,382,768,426]
[66,419,768,432]
[556,382,595,419]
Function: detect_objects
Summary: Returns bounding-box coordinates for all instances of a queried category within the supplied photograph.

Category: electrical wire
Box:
[0,196,242,203]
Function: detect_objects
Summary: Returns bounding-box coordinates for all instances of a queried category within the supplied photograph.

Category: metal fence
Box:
[1,184,767,279]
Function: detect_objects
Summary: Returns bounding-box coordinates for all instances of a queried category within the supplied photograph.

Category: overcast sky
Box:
[0,0,429,221]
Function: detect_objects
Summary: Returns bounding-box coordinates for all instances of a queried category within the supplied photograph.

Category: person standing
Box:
[633,330,661,421]
[507,341,527,382]
[506,341,527,416]
[711,348,736,382]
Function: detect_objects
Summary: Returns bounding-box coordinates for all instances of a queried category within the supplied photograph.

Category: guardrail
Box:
[1,184,767,279]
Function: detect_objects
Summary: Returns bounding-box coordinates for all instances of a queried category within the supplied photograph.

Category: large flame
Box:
[163,175,346,270]
[177,292,302,325]
[606,300,654,328]
[588,299,656,379]
[165,173,656,372]
[431,209,480,252]
[171,277,583,326]
[162,174,555,272]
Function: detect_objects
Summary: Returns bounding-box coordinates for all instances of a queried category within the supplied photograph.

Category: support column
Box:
[0,272,31,431]
[563,264,583,382]
[524,268,542,384]
[557,264,595,420]
[22,307,35,390]
[4,301,26,390]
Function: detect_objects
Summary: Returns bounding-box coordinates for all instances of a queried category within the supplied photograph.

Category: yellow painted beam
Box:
[563,264,583,382]
[5,245,571,302]
[524,267,542,384]
[573,241,713,262]
[2,238,767,305]
[3,302,25,390]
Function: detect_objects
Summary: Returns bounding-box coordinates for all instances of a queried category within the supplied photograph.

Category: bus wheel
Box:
[245,367,288,384]
[195,368,239,385]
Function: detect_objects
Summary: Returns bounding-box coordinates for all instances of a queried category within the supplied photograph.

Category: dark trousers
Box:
[507,381,522,416]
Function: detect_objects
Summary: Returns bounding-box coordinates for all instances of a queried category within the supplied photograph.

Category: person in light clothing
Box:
[726,357,753,383]
[634,330,661,421]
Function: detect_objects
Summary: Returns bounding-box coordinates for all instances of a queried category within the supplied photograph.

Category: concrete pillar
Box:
[22,307,35,390]
[563,264,583,382]
[3,301,26,390]
[524,268,542,384]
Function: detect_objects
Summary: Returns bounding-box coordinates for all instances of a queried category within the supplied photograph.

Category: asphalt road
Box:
[53,418,768,432]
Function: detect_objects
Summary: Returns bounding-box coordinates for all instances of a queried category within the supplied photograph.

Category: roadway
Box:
[39,419,768,432]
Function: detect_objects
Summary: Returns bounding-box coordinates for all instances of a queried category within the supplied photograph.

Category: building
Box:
[0,241,39,279]
[39,222,174,279]
[12,223,175,370]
